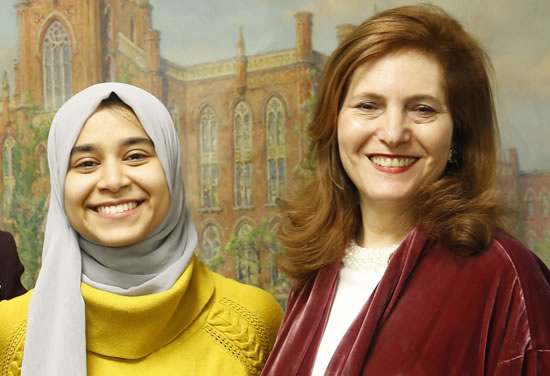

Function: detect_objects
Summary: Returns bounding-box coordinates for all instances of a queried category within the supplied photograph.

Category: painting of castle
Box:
[0,0,549,296]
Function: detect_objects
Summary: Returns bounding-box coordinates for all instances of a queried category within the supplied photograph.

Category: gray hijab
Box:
[21,83,197,376]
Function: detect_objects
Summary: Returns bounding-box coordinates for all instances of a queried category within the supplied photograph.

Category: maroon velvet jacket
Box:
[0,230,26,301]
[262,229,550,375]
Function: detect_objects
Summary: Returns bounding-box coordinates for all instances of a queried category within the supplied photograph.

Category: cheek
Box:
[337,113,353,155]
[337,111,372,151]
[64,174,84,209]
[63,175,85,229]
[137,164,171,205]
[424,124,453,166]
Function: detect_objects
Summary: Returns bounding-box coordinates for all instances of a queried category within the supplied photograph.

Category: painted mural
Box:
[0,0,549,300]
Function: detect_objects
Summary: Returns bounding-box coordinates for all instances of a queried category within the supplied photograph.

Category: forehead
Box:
[75,106,149,144]
[347,49,446,97]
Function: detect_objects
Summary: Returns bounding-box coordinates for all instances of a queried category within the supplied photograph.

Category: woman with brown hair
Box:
[262,5,550,375]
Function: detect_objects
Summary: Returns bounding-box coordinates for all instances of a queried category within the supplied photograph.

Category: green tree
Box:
[5,95,50,289]
[222,218,289,306]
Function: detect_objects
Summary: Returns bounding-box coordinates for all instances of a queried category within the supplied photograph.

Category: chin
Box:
[92,234,142,247]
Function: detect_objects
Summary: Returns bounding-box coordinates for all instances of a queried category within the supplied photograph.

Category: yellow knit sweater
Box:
[0,256,283,376]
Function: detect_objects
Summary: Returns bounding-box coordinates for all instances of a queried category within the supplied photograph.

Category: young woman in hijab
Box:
[0,83,283,376]
[261,5,550,376]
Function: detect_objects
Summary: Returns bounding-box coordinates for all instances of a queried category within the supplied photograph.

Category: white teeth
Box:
[370,156,417,168]
[97,202,138,214]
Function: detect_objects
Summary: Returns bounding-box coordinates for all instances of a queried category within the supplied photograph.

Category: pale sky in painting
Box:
[0,0,549,171]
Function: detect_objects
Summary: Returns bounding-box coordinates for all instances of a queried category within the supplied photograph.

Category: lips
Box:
[94,201,142,214]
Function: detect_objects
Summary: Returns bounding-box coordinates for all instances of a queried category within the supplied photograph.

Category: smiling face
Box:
[337,49,453,214]
[64,105,170,247]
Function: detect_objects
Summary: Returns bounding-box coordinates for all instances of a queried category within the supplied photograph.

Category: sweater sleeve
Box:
[0,292,31,376]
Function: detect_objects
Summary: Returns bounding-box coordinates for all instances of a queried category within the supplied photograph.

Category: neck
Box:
[357,197,413,248]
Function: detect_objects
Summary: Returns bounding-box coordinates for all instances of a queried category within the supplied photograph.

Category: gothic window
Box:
[527,192,535,218]
[43,21,72,110]
[234,102,253,207]
[201,224,221,260]
[169,104,179,132]
[266,97,286,204]
[104,55,115,82]
[103,4,113,43]
[542,192,549,218]
[129,18,135,42]
[36,143,48,176]
[3,136,15,213]
[199,106,218,208]
[101,4,115,82]
[236,223,254,284]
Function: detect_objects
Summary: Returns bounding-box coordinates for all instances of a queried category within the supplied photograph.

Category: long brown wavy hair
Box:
[278,4,507,282]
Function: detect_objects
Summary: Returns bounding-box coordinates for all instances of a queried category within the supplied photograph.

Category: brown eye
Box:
[125,152,150,163]
[413,105,436,116]
[76,160,97,169]
[128,154,146,160]
[357,102,378,111]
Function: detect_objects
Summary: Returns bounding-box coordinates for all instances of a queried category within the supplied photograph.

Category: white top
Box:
[311,241,399,376]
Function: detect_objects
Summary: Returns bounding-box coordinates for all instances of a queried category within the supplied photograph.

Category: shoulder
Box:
[0,290,32,374]
[486,230,550,347]
[0,230,16,248]
[210,271,283,322]
[488,229,550,285]
[196,262,283,374]
[0,231,18,266]
[207,264,283,335]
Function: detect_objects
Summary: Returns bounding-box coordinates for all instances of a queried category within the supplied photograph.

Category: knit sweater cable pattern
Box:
[0,258,283,376]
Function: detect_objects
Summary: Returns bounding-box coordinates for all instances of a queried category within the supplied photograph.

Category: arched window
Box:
[201,224,221,260]
[234,102,253,208]
[169,104,179,132]
[101,4,115,82]
[527,192,535,218]
[236,223,254,284]
[199,106,218,208]
[542,192,549,218]
[104,55,115,82]
[36,142,48,176]
[103,4,113,43]
[3,136,16,213]
[266,97,286,204]
[129,18,135,42]
[42,21,72,110]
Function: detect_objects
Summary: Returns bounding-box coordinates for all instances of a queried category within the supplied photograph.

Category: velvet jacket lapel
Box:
[262,229,430,375]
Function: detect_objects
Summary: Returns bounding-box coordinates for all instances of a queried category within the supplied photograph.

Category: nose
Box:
[376,108,411,147]
[97,160,130,192]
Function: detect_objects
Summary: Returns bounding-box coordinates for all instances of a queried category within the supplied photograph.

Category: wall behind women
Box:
[0,0,548,292]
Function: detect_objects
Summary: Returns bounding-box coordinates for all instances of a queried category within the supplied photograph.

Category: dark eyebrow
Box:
[121,137,154,148]
[70,137,154,156]
[70,144,96,155]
